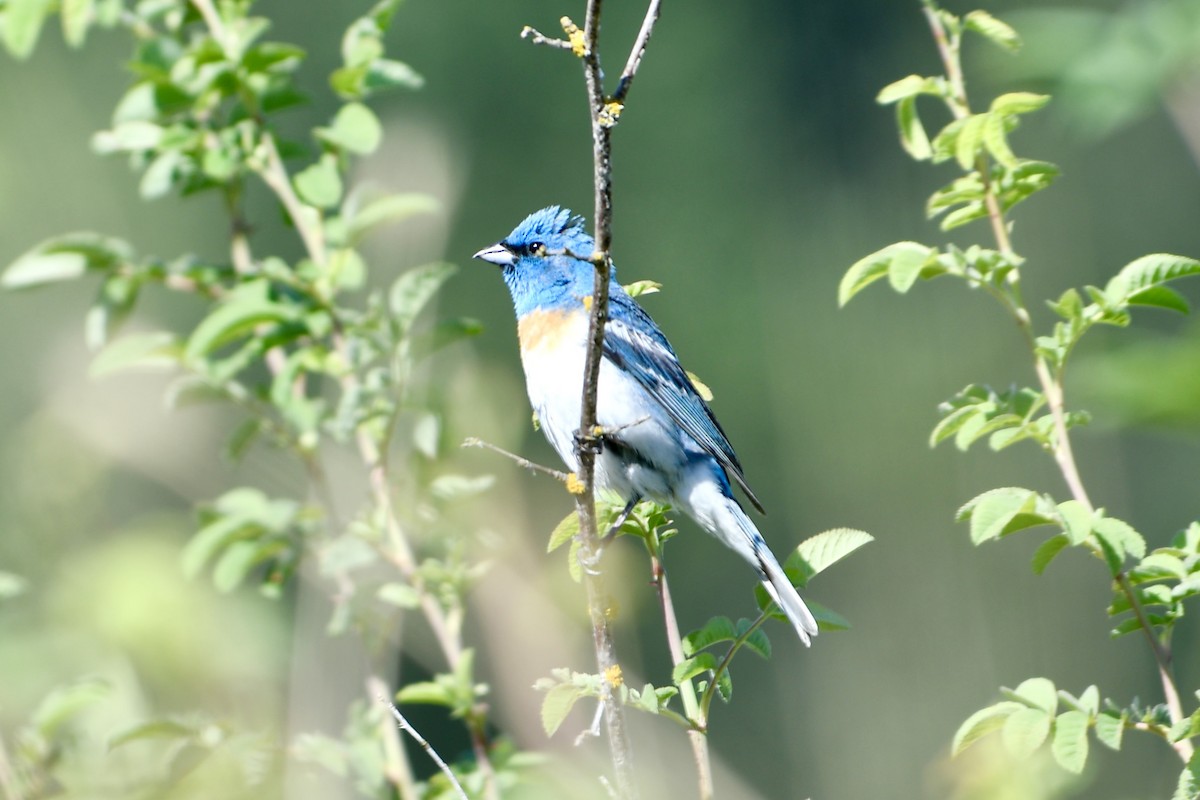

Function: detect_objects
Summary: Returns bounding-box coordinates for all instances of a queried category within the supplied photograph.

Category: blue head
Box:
[474,206,616,317]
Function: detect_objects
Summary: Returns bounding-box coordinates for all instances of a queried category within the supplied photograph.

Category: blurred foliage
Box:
[0,0,519,797]
[1,0,1200,798]
[846,0,1200,794]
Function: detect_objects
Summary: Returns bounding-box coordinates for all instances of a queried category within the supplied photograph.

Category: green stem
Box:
[697,612,770,722]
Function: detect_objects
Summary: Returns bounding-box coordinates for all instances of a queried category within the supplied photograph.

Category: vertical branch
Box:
[923,1,1193,764]
[564,1,664,796]
[652,556,713,800]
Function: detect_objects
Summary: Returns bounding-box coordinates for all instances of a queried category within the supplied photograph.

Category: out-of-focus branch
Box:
[923,1,1193,765]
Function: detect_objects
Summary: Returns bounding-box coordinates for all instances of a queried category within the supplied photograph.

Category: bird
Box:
[474,206,818,645]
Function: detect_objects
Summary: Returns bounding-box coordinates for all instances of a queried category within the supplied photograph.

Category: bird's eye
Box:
[529,241,547,256]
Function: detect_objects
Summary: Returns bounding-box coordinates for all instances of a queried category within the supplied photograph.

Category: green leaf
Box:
[839,242,935,306]
[1011,677,1058,713]
[957,487,1050,544]
[61,0,95,47]
[686,370,714,402]
[90,331,180,377]
[964,9,1020,52]
[182,515,257,580]
[540,683,584,736]
[1094,710,1125,751]
[212,540,261,592]
[1105,254,1200,306]
[390,262,456,331]
[1002,707,1051,758]
[1134,552,1187,581]
[92,120,164,153]
[109,719,196,750]
[1126,284,1190,314]
[1031,534,1070,575]
[952,701,1024,755]
[2,232,133,289]
[2,0,52,59]
[363,58,423,92]
[377,582,420,608]
[789,528,873,584]
[982,112,1017,169]
[547,511,580,553]
[345,193,438,244]
[1092,516,1146,574]
[623,279,662,298]
[672,653,717,685]
[1076,685,1099,716]
[1173,751,1200,800]
[31,679,109,736]
[1051,710,1089,774]
[887,242,935,293]
[1056,500,1093,546]
[294,153,343,209]
[317,102,383,155]
[806,599,852,632]
[989,92,1051,117]
[737,619,772,659]
[396,681,454,707]
[954,114,987,171]
[876,74,940,104]
[184,280,298,361]
[682,616,736,656]
[896,96,932,160]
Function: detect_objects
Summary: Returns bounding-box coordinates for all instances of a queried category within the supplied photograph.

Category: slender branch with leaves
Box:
[0,1,520,797]
[843,1,1200,793]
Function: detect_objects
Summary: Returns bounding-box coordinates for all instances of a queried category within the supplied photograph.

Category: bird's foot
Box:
[573,425,605,457]
[578,544,605,575]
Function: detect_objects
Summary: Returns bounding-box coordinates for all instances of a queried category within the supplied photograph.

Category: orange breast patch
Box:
[518,308,576,352]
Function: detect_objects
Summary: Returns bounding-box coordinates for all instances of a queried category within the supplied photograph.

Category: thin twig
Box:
[462,437,570,481]
[368,677,420,798]
[923,1,1194,764]
[653,555,713,799]
[377,691,470,800]
[255,133,327,265]
[612,0,663,103]
[521,26,573,50]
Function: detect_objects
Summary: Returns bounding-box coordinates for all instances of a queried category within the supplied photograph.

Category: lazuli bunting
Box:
[474,206,818,645]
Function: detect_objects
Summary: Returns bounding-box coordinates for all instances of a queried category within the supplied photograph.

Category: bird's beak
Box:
[473,243,515,267]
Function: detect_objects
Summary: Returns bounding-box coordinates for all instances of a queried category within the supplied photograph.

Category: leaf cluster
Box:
[0,1,510,796]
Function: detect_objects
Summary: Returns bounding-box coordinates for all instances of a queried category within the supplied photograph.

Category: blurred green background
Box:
[2,0,1200,797]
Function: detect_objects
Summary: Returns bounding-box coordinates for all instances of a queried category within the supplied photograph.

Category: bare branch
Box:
[612,0,663,103]
[462,437,570,482]
[521,25,573,50]
[377,690,469,800]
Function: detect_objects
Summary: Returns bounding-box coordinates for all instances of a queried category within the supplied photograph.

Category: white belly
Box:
[519,313,683,502]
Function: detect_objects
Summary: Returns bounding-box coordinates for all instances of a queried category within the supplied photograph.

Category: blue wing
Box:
[603,289,764,514]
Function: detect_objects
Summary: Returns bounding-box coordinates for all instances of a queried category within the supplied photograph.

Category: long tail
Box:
[683,477,819,646]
